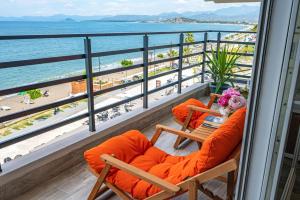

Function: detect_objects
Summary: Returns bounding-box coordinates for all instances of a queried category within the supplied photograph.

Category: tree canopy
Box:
[26,89,42,100]
[120,59,133,67]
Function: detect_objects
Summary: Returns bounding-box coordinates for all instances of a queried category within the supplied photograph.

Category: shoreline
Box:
[0,24,255,103]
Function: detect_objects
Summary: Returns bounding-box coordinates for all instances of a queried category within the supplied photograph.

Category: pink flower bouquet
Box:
[218,88,247,116]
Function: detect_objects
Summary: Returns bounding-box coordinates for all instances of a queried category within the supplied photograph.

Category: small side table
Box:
[192,122,219,148]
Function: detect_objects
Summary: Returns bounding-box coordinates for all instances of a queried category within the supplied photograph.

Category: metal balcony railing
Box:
[0,30,256,172]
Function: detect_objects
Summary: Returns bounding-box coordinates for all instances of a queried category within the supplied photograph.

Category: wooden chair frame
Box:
[87,124,240,200]
[173,93,222,149]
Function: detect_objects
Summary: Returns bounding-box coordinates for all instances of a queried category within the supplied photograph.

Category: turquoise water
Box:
[0,21,246,90]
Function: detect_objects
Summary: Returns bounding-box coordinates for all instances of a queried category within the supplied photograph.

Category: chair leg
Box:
[226,171,235,200]
[88,164,111,200]
[174,112,193,149]
[174,136,185,149]
[188,180,198,200]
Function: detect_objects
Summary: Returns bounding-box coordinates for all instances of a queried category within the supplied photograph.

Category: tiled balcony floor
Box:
[14,100,227,200]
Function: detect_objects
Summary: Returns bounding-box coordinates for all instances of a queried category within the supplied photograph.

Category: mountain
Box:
[0,14,108,22]
[0,5,260,23]
[98,15,157,22]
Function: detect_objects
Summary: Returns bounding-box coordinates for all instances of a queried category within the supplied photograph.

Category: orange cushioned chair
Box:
[84,107,246,200]
[172,93,222,148]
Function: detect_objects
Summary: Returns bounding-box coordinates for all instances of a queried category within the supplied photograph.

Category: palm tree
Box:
[184,33,195,64]
[157,53,164,59]
[167,49,179,68]
[120,59,133,79]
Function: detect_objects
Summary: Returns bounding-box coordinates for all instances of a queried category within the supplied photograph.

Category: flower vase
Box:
[219,107,229,123]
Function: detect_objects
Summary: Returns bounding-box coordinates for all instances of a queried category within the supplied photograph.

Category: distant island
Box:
[152,17,254,25]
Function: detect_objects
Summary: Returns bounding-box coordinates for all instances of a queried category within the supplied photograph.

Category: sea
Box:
[0,21,247,90]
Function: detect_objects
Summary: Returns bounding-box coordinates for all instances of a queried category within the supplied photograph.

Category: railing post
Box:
[143,34,149,109]
[202,32,208,83]
[178,33,184,94]
[84,37,96,132]
[217,32,221,51]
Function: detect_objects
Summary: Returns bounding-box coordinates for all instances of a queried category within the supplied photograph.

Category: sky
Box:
[0,0,260,17]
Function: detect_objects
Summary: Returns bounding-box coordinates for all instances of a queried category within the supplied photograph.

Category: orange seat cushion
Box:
[84,130,152,174]
[84,107,247,199]
[172,98,208,129]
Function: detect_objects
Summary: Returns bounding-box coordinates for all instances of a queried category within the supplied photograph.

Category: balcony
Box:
[0,30,255,200]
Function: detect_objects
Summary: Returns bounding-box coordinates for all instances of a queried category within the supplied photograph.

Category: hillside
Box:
[0,5,260,23]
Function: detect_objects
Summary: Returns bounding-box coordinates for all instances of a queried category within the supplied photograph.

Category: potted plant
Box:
[205,45,241,94]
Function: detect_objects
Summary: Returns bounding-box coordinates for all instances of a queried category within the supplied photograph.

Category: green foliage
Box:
[205,45,241,93]
[120,59,133,67]
[184,33,195,43]
[27,89,42,100]
[241,45,255,54]
[183,33,195,63]
[10,120,33,130]
[157,53,164,59]
[1,129,12,137]
[251,24,258,32]
[148,66,172,77]
[167,49,178,57]
[183,47,192,56]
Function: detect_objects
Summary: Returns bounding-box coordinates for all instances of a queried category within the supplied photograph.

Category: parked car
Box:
[0,106,11,111]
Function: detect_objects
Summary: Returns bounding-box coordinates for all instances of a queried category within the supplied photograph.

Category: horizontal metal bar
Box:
[220,40,256,45]
[182,72,203,82]
[94,94,143,114]
[207,40,256,46]
[0,112,88,149]
[149,56,179,66]
[93,63,143,77]
[148,81,179,94]
[232,79,248,84]
[235,63,253,68]
[148,43,179,50]
[206,50,254,57]
[93,79,143,96]
[183,41,204,46]
[148,69,179,80]
[92,47,143,57]
[182,52,203,58]
[0,75,86,96]
[0,30,255,40]
[204,61,252,68]
[182,62,204,70]
[0,94,87,122]
[205,71,251,78]
[232,74,251,78]
[0,54,85,69]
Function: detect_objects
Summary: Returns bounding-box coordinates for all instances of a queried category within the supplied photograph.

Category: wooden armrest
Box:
[101,154,180,193]
[207,93,222,108]
[187,105,223,117]
[194,159,238,184]
[210,93,222,98]
[155,124,206,143]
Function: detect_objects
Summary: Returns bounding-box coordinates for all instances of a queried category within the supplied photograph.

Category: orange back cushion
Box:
[172,98,207,123]
[84,130,152,174]
[171,107,247,180]
[195,107,246,172]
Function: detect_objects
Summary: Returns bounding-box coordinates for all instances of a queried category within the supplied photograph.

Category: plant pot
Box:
[209,83,231,94]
